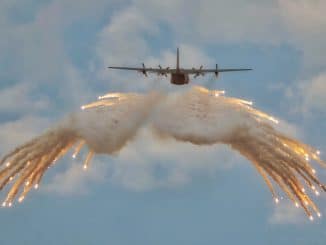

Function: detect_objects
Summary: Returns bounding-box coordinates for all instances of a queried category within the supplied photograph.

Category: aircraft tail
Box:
[176,48,180,71]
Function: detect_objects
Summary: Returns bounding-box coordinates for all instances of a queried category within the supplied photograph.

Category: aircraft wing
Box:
[108,65,252,77]
[182,68,252,74]
[108,66,176,75]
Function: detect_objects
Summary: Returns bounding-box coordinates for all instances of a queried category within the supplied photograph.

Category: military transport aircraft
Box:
[108,48,252,85]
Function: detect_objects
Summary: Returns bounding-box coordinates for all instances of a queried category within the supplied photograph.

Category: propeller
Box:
[158,65,168,77]
[215,64,219,78]
[166,67,170,75]
[142,63,148,77]
[194,65,204,78]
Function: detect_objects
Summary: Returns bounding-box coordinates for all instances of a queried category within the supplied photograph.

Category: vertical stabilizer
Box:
[176,47,180,71]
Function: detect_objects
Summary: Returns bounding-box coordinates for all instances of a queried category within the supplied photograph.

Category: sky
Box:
[0,0,326,244]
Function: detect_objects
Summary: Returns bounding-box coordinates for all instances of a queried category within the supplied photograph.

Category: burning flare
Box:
[0,86,325,219]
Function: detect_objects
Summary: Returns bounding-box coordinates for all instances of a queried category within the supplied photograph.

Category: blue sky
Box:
[1,0,326,244]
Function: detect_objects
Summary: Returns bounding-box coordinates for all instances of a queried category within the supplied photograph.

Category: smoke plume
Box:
[0,86,324,220]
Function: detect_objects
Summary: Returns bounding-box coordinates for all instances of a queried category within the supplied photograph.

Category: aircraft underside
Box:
[171,73,189,85]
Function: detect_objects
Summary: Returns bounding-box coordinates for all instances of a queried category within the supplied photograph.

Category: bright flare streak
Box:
[318,212,322,218]
[235,99,253,106]
[214,91,225,97]
[309,215,314,221]
[249,109,279,124]
[18,196,24,203]
[2,202,6,207]
[5,162,10,167]
[98,93,125,100]
[81,101,115,110]
[82,151,94,171]
[295,202,299,208]
[274,198,280,204]
[315,191,320,196]
[34,184,39,190]
[268,117,279,124]
[72,141,85,160]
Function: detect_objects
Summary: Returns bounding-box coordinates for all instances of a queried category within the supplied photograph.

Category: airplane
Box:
[108,48,252,85]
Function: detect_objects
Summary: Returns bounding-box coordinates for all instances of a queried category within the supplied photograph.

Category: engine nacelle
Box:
[215,64,219,78]
[142,63,147,76]
[193,65,204,78]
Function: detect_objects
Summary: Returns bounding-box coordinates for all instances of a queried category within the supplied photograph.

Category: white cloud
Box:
[279,0,326,34]
[269,201,307,225]
[301,73,326,113]
[94,6,160,92]
[44,159,109,195]
[2,0,326,94]
[0,83,50,114]
[95,8,216,92]
[0,115,51,154]
[2,0,325,108]
[146,44,214,68]
[0,0,122,97]
[133,0,285,44]
[286,72,326,115]
[43,128,244,193]
[121,0,326,70]
[95,5,158,66]
[278,0,326,68]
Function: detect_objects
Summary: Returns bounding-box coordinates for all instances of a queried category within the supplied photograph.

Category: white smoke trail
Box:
[0,86,324,220]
